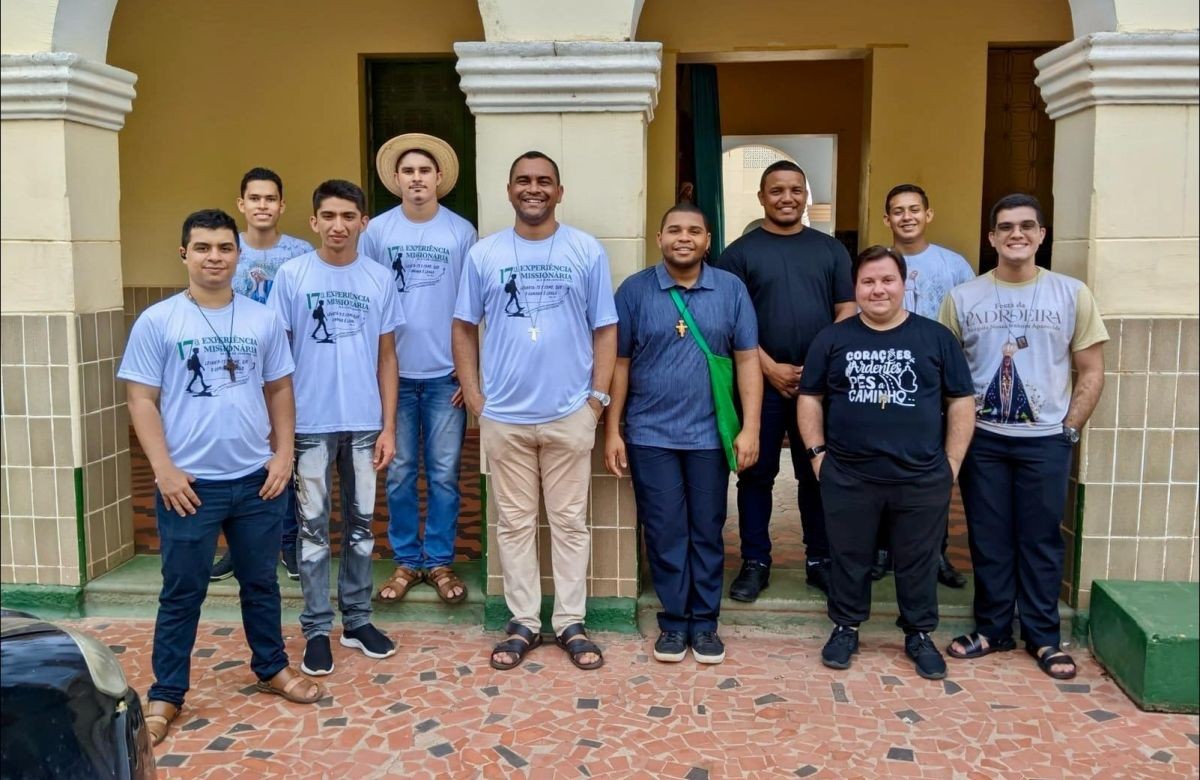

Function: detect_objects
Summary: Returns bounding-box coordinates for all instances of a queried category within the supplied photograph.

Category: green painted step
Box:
[82,555,485,626]
[1089,579,1199,714]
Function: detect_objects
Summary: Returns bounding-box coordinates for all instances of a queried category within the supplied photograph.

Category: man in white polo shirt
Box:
[453,151,617,672]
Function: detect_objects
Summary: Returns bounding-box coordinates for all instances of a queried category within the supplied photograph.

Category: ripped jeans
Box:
[295,431,380,639]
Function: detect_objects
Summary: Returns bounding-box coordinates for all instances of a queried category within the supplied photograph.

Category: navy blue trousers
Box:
[150,469,289,706]
[735,385,828,565]
[627,445,729,636]
[958,428,1074,649]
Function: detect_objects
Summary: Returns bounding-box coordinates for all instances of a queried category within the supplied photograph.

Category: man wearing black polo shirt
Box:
[717,160,856,601]
[797,246,976,679]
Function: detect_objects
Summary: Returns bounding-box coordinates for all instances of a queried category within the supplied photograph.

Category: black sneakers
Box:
[302,635,334,676]
[821,625,860,670]
[691,631,726,664]
[729,561,770,602]
[209,552,234,582]
[937,554,967,589]
[905,632,948,679]
[340,623,396,659]
[653,631,688,663]
[281,547,300,580]
[805,558,831,595]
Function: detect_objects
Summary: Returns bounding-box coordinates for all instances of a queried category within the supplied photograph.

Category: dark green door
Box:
[364,58,477,226]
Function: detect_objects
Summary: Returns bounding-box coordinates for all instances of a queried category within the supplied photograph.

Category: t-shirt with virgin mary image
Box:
[939,268,1109,438]
[359,205,477,378]
[268,251,405,433]
[453,224,619,424]
[118,292,295,480]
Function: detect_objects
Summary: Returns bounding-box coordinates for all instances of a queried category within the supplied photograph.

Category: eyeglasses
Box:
[993,220,1042,235]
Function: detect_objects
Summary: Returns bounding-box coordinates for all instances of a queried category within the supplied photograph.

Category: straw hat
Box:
[375,133,460,200]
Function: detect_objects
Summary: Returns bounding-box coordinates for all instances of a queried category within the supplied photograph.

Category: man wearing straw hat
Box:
[361,134,478,606]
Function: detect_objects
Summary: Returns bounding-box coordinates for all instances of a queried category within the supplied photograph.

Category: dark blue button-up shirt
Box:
[615,262,758,450]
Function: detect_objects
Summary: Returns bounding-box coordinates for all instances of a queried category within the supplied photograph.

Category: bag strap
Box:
[668,288,714,357]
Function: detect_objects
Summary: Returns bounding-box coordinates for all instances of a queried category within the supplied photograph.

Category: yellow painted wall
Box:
[639,0,1074,265]
[108,0,483,286]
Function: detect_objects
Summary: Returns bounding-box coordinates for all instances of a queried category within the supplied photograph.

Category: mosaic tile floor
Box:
[72,618,1196,779]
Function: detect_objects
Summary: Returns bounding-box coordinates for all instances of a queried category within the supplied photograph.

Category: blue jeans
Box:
[295,431,380,639]
[280,486,298,556]
[149,468,288,706]
[386,374,466,569]
[627,445,729,636]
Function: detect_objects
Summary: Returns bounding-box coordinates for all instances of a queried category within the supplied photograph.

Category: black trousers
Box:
[958,428,1073,649]
[820,456,952,633]
[735,385,828,565]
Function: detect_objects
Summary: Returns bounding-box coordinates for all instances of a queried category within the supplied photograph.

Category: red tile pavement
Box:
[72,618,1197,779]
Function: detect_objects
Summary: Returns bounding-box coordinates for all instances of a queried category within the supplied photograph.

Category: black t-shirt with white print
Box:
[799,313,975,484]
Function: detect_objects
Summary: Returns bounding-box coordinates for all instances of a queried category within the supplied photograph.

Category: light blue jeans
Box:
[386,374,466,569]
[295,430,379,639]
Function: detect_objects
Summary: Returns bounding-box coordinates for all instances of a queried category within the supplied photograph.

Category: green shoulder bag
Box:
[669,288,741,472]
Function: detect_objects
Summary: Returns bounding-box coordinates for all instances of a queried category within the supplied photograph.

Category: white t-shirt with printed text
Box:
[118,293,294,480]
[453,224,619,424]
[359,205,477,378]
[268,251,405,433]
[940,268,1109,438]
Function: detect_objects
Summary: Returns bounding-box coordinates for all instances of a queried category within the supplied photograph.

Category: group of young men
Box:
[120,134,1107,744]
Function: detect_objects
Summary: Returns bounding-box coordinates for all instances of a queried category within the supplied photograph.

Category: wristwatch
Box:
[589,390,611,407]
[805,444,827,460]
[1062,425,1080,444]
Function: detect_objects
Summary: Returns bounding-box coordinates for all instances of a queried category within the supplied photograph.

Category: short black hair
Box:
[759,160,807,192]
[397,148,439,172]
[181,209,239,249]
[240,167,284,198]
[659,202,711,231]
[990,193,1045,229]
[312,179,367,214]
[884,183,929,213]
[508,151,561,184]
[853,245,907,283]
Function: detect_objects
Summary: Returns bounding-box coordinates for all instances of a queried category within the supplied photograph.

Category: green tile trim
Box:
[1071,482,1085,606]
[0,583,84,619]
[483,595,638,633]
[74,467,87,584]
[478,471,488,592]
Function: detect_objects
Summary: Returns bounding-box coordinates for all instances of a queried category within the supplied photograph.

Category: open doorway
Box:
[721,135,837,239]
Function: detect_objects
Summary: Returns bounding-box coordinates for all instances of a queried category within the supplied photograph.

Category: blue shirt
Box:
[453,224,618,424]
[615,263,757,450]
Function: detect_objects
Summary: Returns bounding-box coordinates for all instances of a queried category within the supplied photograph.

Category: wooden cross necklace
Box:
[186,289,239,381]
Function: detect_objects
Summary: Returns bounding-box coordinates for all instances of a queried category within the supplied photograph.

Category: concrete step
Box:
[84,555,485,625]
[1089,579,1199,713]
[637,567,1075,642]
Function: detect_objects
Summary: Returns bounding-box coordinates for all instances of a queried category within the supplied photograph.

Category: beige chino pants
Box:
[479,404,597,634]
